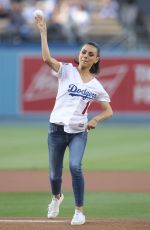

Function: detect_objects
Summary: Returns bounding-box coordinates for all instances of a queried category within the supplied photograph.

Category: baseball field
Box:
[0,122,150,230]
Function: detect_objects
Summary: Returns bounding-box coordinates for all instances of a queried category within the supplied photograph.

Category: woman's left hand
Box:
[87,118,98,130]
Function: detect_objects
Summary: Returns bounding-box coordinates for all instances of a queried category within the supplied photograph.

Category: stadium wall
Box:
[0,45,150,122]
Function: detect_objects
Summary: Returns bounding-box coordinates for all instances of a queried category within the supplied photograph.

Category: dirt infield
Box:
[0,171,150,192]
[0,171,150,230]
[0,218,150,230]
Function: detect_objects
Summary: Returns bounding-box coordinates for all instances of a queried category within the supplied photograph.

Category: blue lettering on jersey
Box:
[68,84,96,100]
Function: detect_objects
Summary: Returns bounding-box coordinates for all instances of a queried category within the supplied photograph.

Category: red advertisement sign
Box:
[21,56,150,113]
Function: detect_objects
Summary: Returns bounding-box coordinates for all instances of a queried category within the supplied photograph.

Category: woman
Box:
[35,15,113,225]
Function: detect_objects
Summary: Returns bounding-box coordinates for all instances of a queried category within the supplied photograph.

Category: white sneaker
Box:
[71,210,86,225]
[47,194,64,218]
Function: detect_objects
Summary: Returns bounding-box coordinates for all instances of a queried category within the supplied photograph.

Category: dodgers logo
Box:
[68,84,96,100]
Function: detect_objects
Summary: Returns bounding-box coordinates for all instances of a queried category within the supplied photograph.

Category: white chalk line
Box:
[0,219,68,223]
[0,219,150,224]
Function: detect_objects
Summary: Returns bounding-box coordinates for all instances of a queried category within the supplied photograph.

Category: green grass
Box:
[0,192,150,219]
[0,124,150,220]
[0,125,150,171]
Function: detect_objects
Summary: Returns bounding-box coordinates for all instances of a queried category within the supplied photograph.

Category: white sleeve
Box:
[96,84,111,102]
[56,62,73,78]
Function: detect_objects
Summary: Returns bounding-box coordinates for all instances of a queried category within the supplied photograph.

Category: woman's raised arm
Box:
[35,15,60,72]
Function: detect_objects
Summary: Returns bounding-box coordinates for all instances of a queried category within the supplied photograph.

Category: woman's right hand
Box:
[35,16,47,34]
[34,15,60,72]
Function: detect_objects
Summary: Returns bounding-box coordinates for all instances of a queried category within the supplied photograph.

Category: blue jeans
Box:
[47,122,88,207]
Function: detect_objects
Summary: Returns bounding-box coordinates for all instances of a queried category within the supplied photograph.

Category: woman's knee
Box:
[70,164,82,175]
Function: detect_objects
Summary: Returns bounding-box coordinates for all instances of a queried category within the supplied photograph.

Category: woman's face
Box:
[78,44,99,69]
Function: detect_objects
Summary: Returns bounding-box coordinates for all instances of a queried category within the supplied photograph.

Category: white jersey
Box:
[50,62,110,133]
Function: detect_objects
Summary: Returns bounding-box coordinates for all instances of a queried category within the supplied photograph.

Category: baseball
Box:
[33,9,44,18]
